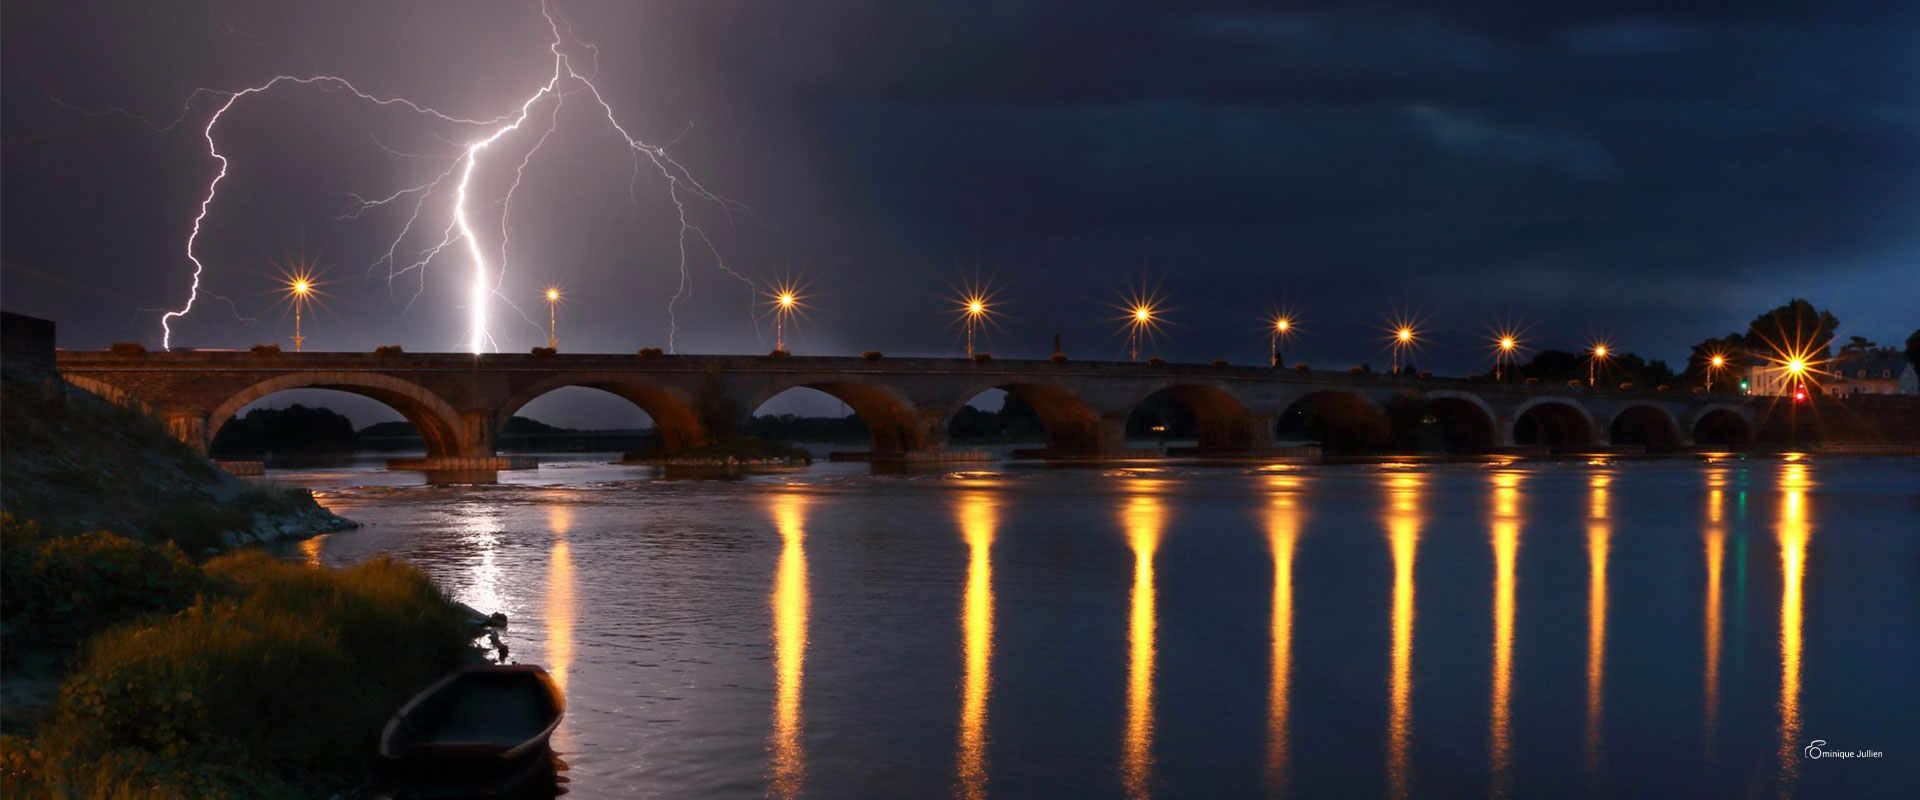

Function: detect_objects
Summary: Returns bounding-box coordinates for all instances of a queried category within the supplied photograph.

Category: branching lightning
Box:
[131,1,751,352]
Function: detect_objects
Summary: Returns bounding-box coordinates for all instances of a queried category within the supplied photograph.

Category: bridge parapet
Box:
[54,350,1760,461]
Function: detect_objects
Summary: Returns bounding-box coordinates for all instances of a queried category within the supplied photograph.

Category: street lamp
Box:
[544,287,561,349]
[1271,316,1292,367]
[1589,344,1608,387]
[1129,304,1156,362]
[1390,325,1416,375]
[1706,353,1725,393]
[775,291,797,352]
[958,295,990,358]
[278,269,322,352]
[1495,336,1517,382]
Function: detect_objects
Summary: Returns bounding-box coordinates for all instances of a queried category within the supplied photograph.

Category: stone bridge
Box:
[55,350,1758,466]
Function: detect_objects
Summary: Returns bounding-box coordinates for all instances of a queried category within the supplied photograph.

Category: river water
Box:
[269,455,1918,799]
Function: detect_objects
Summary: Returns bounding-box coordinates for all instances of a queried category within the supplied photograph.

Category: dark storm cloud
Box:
[4,0,1917,397]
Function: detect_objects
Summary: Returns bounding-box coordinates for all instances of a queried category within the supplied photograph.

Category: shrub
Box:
[0,517,207,653]
[373,345,404,356]
[862,351,882,360]
[530,346,556,357]
[1148,357,1165,366]
[1050,353,1068,364]
[108,342,146,356]
[1293,363,1310,372]
[1212,359,1229,367]
[248,344,281,356]
[973,352,993,362]
[638,347,664,359]
[4,552,476,798]
[768,349,791,358]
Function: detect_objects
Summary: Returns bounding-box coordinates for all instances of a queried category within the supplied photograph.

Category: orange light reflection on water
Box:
[1121,482,1164,800]
[1585,474,1610,779]
[1264,474,1303,794]
[1703,472,1726,755]
[1488,472,1521,798]
[1776,463,1811,792]
[955,490,996,800]
[768,493,810,799]
[1384,472,1422,800]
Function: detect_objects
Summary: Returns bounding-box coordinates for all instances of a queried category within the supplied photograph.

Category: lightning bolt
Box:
[124,1,750,352]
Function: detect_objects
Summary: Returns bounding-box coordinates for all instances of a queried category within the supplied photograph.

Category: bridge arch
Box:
[1419,390,1499,452]
[1122,381,1255,450]
[1608,404,1683,448]
[496,373,707,450]
[207,373,465,459]
[744,378,926,452]
[1511,397,1595,451]
[1689,405,1754,449]
[944,380,1104,451]
[1275,388,1391,453]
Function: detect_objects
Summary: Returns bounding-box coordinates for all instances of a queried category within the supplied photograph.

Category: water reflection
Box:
[1585,474,1610,778]
[1264,475,1303,795]
[1776,463,1811,792]
[1384,473,1421,800]
[546,503,576,714]
[453,503,507,617]
[1488,472,1521,798]
[1122,483,1164,800]
[1703,471,1727,755]
[769,493,810,799]
[298,533,327,567]
[956,490,996,800]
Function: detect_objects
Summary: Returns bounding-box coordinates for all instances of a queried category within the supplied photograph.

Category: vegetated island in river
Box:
[620,435,813,466]
[0,329,483,798]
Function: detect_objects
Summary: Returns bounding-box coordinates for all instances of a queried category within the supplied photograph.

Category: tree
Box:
[1745,299,1839,363]
[1907,328,1920,373]
[1839,335,1877,356]
[1520,349,1582,383]
[1684,333,1747,392]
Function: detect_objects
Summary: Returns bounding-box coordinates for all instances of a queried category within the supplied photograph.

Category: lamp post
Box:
[1589,345,1608,387]
[1127,303,1156,362]
[965,299,986,358]
[1496,336,1516,382]
[1706,354,1724,393]
[1391,326,1414,375]
[544,287,560,349]
[287,276,312,352]
[1271,317,1291,367]
[775,291,796,352]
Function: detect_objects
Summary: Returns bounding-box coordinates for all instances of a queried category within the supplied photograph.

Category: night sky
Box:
[5,1,1917,424]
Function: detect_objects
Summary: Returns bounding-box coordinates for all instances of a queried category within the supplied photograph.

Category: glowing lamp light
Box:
[1499,337,1515,350]
[1787,358,1806,375]
[1397,327,1413,343]
[1275,318,1291,333]
[1135,306,1153,323]
[1593,345,1608,358]
[778,292,796,309]
[546,288,560,302]
[1710,355,1724,367]
[968,300,984,315]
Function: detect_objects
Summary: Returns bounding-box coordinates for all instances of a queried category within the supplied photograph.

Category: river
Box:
[268,454,1918,799]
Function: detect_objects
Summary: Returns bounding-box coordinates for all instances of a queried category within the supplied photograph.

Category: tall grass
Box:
[2,546,478,798]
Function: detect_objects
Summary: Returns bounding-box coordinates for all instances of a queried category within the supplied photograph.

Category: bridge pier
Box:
[458,410,497,458]
[165,411,210,455]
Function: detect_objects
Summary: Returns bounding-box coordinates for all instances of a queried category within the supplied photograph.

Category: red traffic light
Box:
[1793,385,1807,402]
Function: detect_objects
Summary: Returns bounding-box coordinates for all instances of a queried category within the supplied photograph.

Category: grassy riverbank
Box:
[2,367,478,797]
[2,518,478,798]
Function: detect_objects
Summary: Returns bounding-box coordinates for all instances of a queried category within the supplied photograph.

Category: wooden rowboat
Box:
[380,665,565,798]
